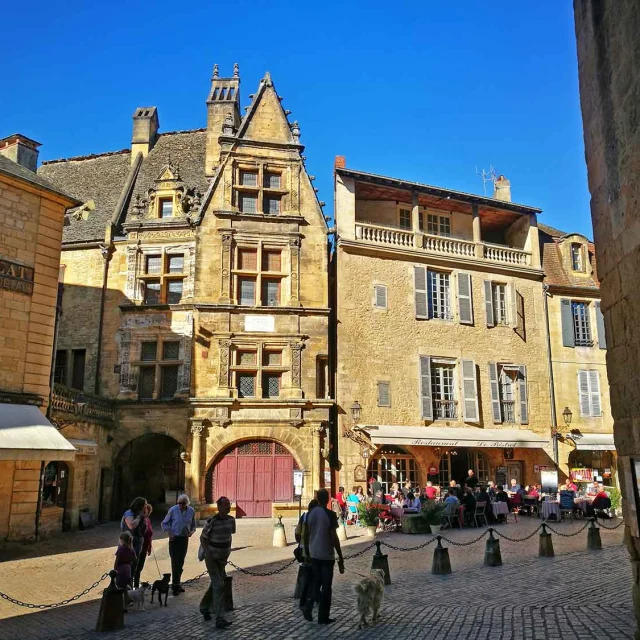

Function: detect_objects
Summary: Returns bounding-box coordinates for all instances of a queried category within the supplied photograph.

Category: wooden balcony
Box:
[353,222,532,267]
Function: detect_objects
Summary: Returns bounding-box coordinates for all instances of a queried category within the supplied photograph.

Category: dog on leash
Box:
[151,573,171,606]
[354,569,386,628]
[126,582,150,611]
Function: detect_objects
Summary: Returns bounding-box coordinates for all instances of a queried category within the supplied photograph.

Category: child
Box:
[115,531,137,590]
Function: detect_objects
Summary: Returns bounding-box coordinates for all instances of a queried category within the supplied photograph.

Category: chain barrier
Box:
[439,530,489,546]
[343,542,377,559]
[227,556,298,577]
[379,537,437,552]
[544,520,591,537]
[492,524,544,543]
[0,572,109,610]
[182,570,209,585]
[598,518,625,530]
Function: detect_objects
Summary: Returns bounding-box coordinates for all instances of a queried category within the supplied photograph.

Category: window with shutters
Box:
[233,244,284,307]
[235,166,286,215]
[232,345,287,399]
[134,340,183,400]
[499,369,516,423]
[426,213,451,237]
[377,381,391,407]
[489,363,528,424]
[139,252,186,305]
[492,283,509,325]
[572,301,593,346]
[427,270,452,320]
[430,361,457,419]
[571,243,584,272]
[373,284,388,309]
[399,208,411,230]
[578,370,602,417]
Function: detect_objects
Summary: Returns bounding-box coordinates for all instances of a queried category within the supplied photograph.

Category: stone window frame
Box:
[232,161,289,216]
[126,243,196,304]
[228,340,291,399]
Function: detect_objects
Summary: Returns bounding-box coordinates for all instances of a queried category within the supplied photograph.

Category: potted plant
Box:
[357,502,383,536]
[421,501,445,534]
[607,486,621,517]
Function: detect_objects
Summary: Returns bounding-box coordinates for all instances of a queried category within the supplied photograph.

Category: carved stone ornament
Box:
[290,342,304,387]
[191,423,206,436]
[219,339,232,386]
[222,113,235,136]
[354,465,367,483]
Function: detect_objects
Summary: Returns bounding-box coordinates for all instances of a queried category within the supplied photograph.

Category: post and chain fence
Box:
[0,516,625,610]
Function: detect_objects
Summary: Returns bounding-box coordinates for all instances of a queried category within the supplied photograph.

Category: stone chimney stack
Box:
[493,175,512,202]
[205,63,241,176]
[334,155,346,169]
[0,134,41,172]
[131,107,159,163]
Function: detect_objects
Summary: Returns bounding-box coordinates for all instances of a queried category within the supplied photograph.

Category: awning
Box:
[575,433,616,451]
[0,404,76,461]
[363,425,548,449]
[67,439,98,456]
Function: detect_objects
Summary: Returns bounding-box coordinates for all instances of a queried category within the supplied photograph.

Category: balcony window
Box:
[492,283,508,325]
[427,214,451,237]
[427,270,451,320]
[431,363,457,419]
[399,208,411,230]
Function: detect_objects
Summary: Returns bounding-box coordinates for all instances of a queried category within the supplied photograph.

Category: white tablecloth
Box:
[492,502,509,517]
[542,501,560,520]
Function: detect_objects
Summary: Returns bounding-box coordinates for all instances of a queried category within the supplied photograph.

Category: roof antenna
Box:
[475,165,497,197]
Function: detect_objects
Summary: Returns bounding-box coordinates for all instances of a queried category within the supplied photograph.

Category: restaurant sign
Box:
[411,439,520,448]
[0,258,34,295]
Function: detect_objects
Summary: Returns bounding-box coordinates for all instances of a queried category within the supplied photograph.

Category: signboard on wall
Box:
[293,470,304,496]
[0,258,34,295]
[496,466,507,487]
[540,469,559,494]
[244,315,275,332]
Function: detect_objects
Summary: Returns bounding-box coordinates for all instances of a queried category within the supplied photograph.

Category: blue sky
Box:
[1,1,591,236]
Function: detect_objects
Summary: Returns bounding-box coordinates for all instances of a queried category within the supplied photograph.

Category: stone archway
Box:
[113,433,184,518]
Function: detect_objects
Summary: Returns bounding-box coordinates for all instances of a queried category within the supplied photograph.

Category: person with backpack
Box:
[295,499,318,609]
[199,496,235,629]
[121,496,147,584]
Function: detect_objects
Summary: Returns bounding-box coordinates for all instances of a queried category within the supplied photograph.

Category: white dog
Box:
[354,569,385,628]
[126,582,151,611]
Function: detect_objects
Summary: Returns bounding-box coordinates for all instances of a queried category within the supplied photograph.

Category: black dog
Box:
[151,573,171,606]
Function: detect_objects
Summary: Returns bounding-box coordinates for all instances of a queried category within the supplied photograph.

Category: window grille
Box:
[162,342,180,360]
[572,302,593,346]
[238,373,256,398]
[160,365,179,398]
[138,367,155,399]
[141,342,158,361]
[263,373,280,398]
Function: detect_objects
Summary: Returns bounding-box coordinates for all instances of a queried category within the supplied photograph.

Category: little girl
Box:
[114,531,137,590]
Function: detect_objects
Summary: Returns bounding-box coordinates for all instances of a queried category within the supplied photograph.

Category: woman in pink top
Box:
[133,503,154,588]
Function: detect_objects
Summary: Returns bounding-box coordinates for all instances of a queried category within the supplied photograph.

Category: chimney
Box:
[0,134,41,172]
[205,63,241,176]
[493,175,511,202]
[334,155,346,169]
[131,107,159,163]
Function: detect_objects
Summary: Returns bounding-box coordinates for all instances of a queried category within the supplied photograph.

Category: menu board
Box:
[541,469,559,494]
[496,466,507,487]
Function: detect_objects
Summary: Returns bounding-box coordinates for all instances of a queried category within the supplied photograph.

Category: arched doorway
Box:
[206,440,298,518]
[42,461,69,509]
[367,445,420,494]
[113,434,184,518]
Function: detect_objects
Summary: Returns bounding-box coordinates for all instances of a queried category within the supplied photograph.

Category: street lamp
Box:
[552,407,582,466]
[562,407,573,427]
[350,400,361,426]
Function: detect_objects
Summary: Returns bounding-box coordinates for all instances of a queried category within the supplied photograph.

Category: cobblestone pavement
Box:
[0,517,633,639]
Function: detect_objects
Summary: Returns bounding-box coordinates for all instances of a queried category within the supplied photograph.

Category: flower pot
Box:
[430,524,441,535]
[366,525,377,537]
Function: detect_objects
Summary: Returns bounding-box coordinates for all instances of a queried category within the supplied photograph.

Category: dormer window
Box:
[571,243,584,272]
[159,198,173,218]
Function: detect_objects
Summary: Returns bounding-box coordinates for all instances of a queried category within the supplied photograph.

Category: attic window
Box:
[571,243,584,272]
[159,198,173,218]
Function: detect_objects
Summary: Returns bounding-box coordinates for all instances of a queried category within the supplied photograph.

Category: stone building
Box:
[39,65,331,519]
[574,0,640,629]
[0,135,81,541]
[539,224,616,487]
[333,160,556,493]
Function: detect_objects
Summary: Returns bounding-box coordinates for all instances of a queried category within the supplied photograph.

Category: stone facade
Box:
[39,67,330,519]
[574,0,640,632]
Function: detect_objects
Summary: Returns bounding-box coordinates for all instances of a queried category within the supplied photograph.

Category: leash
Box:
[152,548,162,578]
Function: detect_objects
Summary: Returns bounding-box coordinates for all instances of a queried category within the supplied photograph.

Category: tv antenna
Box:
[476,165,497,196]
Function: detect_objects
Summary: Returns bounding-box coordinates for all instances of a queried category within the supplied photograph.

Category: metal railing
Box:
[433,399,457,420]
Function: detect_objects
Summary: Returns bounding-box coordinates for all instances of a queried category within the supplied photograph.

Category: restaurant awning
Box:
[0,404,76,461]
[575,433,616,451]
[363,425,548,449]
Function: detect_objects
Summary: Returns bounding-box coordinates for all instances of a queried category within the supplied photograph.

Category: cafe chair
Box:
[559,490,576,522]
[441,502,460,529]
[523,496,539,517]
[473,501,488,528]
[346,500,360,526]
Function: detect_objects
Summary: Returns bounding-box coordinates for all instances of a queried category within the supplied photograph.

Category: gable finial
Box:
[264,71,273,86]
[213,63,219,78]
[291,120,300,143]
[233,62,239,78]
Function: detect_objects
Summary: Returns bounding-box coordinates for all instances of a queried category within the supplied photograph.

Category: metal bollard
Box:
[95,570,124,632]
[272,515,288,548]
[587,518,602,551]
[539,523,554,557]
[431,536,452,575]
[223,576,234,612]
[370,540,391,585]
[483,528,502,567]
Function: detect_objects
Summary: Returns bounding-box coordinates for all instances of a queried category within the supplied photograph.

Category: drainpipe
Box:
[542,283,559,465]
[94,244,112,395]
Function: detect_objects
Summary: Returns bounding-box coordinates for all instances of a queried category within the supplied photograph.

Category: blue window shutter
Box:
[595,301,606,349]
[560,299,575,347]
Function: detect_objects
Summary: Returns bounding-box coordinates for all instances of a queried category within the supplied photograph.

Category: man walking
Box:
[199,496,235,629]
[161,494,196,596]
[302,488,344,625]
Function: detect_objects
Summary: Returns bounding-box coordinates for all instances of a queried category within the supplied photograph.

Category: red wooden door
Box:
[274,456,294,502]
[253,457,274,517]
[236,456,255,517]
[214,455,237,503]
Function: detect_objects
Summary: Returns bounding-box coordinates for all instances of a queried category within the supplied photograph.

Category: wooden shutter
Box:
[484,280,494,327]
[595,301,606,349]
[518,365,529,424]
[561,299,575,347]
[377,381,391,407]
[488,362,502,423]
[414,266,428,319]
[419,356,433,420]
[514,290,526,341]
[589,370,602,417]
[578,370,591,417]
[508,282,517,326]
[374,285,387,309]
[461,359,479,421]
[457,272,473,325]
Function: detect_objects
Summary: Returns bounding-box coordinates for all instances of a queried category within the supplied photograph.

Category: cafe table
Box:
[491,501,509,518]
[542,501,560,520]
